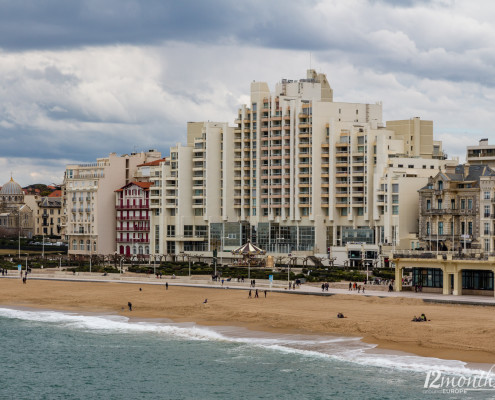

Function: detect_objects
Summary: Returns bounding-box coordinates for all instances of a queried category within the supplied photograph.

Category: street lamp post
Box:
[42,230,45,267]
[287,261,290,287]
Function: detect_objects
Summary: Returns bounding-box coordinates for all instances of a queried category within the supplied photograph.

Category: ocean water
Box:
[0,307,492,400]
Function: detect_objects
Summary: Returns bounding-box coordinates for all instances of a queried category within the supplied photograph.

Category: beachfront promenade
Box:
[4,268,495,306]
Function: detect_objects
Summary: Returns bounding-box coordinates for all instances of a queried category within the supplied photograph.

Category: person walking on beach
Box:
[165,282,168,290]
[264,290,267,298]
[128,302,132,311]
[348,282,352,291]
[255,289,259,298]
[248,290,252,298]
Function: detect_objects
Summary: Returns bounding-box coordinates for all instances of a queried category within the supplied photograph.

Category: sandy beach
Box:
[1,277,494,364]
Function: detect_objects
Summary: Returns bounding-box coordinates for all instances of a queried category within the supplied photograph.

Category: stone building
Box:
[0,177,34,238]
[418,164,495,252]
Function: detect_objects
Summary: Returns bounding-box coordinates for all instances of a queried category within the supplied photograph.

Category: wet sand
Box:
[1,278,494,364]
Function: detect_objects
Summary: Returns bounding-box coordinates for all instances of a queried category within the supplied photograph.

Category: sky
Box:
[0,0,493,186]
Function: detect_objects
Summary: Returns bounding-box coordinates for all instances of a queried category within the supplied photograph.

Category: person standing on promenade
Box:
[264,290,267,298]
[255,289,259,298]
[165,282,168,290]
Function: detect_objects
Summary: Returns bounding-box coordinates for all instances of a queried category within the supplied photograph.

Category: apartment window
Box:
[392,184,399,193]
[167,225,175,237]
[461,199,466,209]
[194,209,204,216]
[341,208,348,216]
[426,199,431,210]
[485,205,490,218]
[437,199,442,209]
[485,239,490,252]
[467,199,473,210]
[451,199,455,209]
[461,221,465,235]
[438,181,443,190]
[426,222,430,235]
[438,222,443,235]
[184,225,193,237]
[252,208,256,216]
[468,222,473,235]
[484,222,490,235]
[392,205,399,215]
[357,207,364,216]
[484,191,490,200]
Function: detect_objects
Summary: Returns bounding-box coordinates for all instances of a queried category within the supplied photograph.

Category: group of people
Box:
[348,282,365,293]
[414,284,423,292]
[411,313,428,322]
[248,289,267,298]
[1,268,8,276]
[321,282,330,292]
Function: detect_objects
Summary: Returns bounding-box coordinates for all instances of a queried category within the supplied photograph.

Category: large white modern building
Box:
[147,70,457,266]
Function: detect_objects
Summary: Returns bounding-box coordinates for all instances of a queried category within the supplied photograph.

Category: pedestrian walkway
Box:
[3,269,495,306]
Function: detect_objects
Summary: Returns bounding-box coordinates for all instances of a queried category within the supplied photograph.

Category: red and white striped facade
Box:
[115,182,152,256]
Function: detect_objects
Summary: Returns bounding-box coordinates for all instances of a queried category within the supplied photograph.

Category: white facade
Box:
[63,150,161,256]
[150,71,457,265]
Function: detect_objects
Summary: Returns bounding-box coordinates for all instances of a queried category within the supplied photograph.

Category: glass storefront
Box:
[412,268,494,291]
[412,268,443,288]
[462,270,494,290]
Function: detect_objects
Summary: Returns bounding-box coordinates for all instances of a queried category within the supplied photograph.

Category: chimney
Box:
[445,164,456,174]
[464,163,470,179]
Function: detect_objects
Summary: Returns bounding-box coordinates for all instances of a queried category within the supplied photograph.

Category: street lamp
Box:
[42,229,45,267]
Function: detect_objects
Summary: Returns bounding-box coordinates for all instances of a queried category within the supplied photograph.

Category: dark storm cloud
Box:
[0,0,294,50]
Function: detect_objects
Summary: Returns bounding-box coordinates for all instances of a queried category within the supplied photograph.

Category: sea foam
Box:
[0,307,487,376]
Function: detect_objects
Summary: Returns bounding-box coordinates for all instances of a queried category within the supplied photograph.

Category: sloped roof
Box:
[137,158,167,167]
[232,241,266,255]
[115,181,153,192]
[419,164,495,190]
[39,197,61,207]
[48,190,62,197]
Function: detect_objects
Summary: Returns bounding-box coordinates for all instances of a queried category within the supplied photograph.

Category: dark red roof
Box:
[48,190,62,197]
[137,158,167,167]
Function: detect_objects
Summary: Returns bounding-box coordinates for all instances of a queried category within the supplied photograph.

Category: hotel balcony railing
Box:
[117,238,149,243]
[116,226,149,231]
[116,216,149,221]
[116,203,149,210]
[424,208,476,216]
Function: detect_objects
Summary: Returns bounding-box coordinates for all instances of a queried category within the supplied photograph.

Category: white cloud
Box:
[2,0,495,186]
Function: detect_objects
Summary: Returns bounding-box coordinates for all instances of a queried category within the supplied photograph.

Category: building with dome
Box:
[0,177,34,238]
